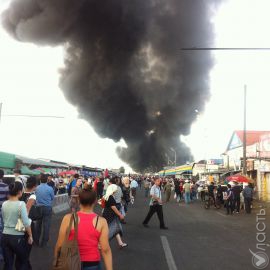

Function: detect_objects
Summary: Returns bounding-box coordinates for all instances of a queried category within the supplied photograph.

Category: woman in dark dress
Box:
[102,184,128,248]
[121,178,131,213]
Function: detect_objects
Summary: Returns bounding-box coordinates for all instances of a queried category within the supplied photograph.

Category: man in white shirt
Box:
[142,178,168,230]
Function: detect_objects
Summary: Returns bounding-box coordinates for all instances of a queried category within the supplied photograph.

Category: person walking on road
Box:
[47,175,56,195]
[121,177,131,215]
[183,180,191,204]
[35,174,54,247]
[55,188,113,270]
[179,182,184,202]
[130,178,138,199]
[69,177,82,212]
[144,179,151,198]
[110,177,126,224]
[232,182,242,213]
[142,178,168,230]
[96,178,104,199]
[0,169,9,263]
[20,176,38,268]
[164,181,172,203]
[224,184,234,215]
[243,183,253,214]
[174,179,180,202]
[208,182,216,208]
[102,184,128,248]
[1,182,33,269]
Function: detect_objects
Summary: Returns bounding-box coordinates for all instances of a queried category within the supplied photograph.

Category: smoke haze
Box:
[2,0,219,172]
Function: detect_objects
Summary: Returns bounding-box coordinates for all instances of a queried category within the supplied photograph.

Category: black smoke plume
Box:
[2,0,219,172]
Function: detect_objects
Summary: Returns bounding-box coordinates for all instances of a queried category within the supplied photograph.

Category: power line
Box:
[181,47,270,51]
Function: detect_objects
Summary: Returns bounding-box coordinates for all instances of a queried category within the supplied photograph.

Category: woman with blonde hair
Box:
[122,177,130,188]
[102,184,128,248]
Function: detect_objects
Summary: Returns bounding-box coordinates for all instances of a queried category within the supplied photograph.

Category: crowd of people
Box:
[0,170,56,270]
[0,169,145,270]
[144,176,255,215]
[0,168,256,270]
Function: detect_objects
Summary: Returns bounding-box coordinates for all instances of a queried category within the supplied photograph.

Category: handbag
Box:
[29,205,43,221]
[15,202,26,232]
[98,197,106,209]
[120,204,126,217]
[52,213,81,270]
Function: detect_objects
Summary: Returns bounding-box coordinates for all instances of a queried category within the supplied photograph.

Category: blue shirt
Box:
[243,186,253,198]
[36,183,54,207]
[130,180,138,189]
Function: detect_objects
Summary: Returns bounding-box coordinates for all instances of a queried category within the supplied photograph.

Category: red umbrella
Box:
[58,170,76,176]
[226,174,254,183]
[66,170,76,175]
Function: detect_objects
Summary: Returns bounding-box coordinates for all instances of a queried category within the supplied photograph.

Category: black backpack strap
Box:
[95,215,99,229]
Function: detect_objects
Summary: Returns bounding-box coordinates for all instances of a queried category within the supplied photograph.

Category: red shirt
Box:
[69,212,101,262]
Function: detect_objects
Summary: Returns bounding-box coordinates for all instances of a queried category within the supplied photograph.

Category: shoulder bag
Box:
[29,204,43,221]
[15,202,26,232]
[52,213,81,270]
[27,193,43,221]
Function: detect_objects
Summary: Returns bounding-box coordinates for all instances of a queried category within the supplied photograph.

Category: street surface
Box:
[31,190,270,270]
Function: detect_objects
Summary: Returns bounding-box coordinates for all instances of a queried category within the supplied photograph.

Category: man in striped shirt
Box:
[0,169,9,261]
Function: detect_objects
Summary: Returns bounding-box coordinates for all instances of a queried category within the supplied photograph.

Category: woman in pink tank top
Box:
[54,188,113,270]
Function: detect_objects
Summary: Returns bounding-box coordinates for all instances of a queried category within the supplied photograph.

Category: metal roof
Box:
[0,152,16,169]
[16,155,61,167]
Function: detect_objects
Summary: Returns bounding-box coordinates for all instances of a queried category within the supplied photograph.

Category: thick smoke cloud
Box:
[2,0,218,172]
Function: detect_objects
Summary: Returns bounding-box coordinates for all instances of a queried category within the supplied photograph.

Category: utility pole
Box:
[243,85,247,175]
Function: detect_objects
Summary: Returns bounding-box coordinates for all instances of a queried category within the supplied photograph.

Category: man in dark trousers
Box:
[243,183,253,214]
[142,178,168,230]
[35,174,54,247]
[232,182,242,213]
[208,182,216,207]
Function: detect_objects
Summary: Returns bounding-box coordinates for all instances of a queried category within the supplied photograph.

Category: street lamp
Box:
[170,148,176,166]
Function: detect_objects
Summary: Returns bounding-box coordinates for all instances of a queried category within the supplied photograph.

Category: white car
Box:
[3,175,29,189]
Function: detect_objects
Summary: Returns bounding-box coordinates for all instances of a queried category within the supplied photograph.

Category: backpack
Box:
[21,192,42,221]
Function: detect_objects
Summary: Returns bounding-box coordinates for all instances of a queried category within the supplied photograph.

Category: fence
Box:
[52,193,70,214]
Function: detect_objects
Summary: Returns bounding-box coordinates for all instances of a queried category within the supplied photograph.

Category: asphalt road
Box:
[30,189,270,270]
